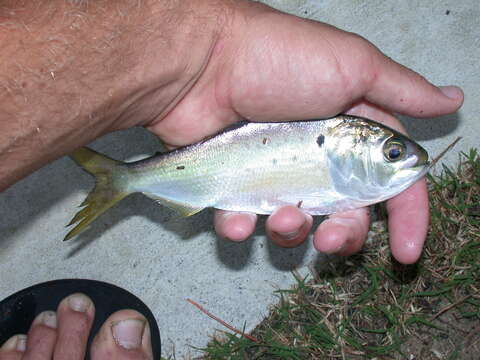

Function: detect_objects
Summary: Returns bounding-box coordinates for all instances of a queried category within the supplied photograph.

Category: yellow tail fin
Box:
[65,147,129,241]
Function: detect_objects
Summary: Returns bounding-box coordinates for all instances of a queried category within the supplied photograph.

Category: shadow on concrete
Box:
[0,128,165,252]
[0,158,80,255]
[214,215,326,271]
[399,112,461,141]
[215,234,255,271]
[64,195,214,258]
[264,215,325,271]
[265,235,309,271]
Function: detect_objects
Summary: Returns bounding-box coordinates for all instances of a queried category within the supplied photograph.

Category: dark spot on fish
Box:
[263,138,268,145]
[316,135,325,147]
[446,9,450,15]
[176,165,185,170]
[297,200,303,208]
[400,98,404,102]
[419,110,424,114]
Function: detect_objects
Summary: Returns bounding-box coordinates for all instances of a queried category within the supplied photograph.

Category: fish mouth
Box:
[416,151,429,167]
[413,142,429,167]
[411,145,430,175]
[415,163,431,178]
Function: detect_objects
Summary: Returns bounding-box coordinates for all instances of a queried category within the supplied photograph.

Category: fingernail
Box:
[274,230,300,241]
[219,212,256,241]
[439,85,463,100]
[33,311,57,329]
[272,211,311,241]
[68,293,92,313]
[112,319,146,350]
[332,242,347,254]
[1,334,27,352]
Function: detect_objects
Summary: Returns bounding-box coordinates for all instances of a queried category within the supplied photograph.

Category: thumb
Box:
[224,8,464,122]
[365,50,463,117]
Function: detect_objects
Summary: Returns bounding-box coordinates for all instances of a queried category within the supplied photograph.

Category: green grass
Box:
[194,149,480,359]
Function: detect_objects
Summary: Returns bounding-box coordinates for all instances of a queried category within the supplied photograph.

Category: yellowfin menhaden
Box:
[65,115,429,240]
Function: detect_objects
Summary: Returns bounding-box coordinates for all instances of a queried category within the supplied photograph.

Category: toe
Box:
[53,293,95,360]
[0,334,27,360]
[22,311,57,360]
[91,310,153,360]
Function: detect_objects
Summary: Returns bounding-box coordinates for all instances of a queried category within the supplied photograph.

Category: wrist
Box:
[112,0,232,130]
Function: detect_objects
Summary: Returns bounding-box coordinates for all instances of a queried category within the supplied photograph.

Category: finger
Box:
[346,102,430,264]
[386,179,429,264]
[90,309,153,360]
[214,210,257,242]
[313,208,370,255]
[53,293,95,360]
[346,101,408,132]
[0,334,27,360]
[22,311,57,360]
[265,206,313,248]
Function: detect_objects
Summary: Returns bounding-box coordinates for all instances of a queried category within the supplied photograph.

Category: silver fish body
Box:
[65,115,429,240]
[126,115,428,214]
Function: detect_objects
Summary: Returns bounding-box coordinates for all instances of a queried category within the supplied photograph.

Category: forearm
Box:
[0,0,225,190]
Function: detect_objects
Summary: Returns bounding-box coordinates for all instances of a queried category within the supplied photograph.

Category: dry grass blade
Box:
[429,136,462,168]
[187,299,259,343]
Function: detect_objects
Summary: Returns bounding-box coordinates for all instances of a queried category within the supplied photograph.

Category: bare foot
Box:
[0,293,153,360]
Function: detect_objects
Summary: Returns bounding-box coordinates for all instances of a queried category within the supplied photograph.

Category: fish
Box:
[64,115,429,240]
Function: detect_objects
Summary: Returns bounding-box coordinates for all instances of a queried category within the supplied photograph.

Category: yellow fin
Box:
[65,147,129,241]
[151,197,204,217]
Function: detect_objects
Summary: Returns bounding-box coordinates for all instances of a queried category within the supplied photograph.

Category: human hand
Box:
[0,0,463,264]
[145,1,463,264]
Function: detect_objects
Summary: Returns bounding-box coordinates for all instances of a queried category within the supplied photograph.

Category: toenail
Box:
[68,293,92,313]
[111,319,146,350]
[0,334,26,352]
[16,335,27,352]
[33,311,57,329]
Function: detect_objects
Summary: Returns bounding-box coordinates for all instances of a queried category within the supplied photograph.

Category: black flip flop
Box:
[0,279,161,359]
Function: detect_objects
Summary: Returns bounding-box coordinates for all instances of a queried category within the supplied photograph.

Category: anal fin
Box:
[148,195,204,217]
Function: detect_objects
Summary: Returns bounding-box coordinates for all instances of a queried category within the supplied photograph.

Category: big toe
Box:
[91,310,153,360]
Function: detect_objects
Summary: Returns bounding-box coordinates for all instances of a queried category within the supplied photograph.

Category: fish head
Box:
[327,117,429,203]
[375,131,429,190]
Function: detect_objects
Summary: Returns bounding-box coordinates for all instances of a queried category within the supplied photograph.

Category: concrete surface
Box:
[0,0,478,358]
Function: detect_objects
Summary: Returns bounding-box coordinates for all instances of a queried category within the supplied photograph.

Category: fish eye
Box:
[383,139,406,162]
